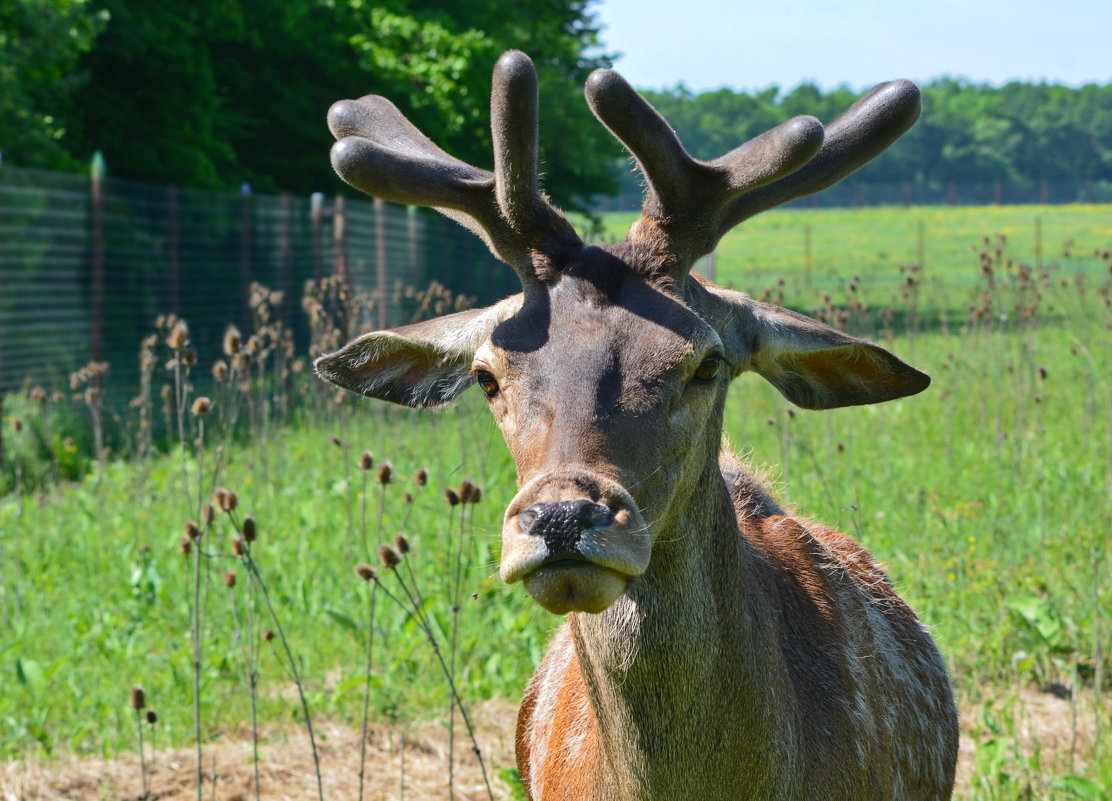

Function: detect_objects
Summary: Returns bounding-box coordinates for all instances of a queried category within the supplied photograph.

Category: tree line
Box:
[3,0,1109,210]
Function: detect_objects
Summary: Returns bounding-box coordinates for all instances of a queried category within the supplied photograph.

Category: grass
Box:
[1,204,1110,800]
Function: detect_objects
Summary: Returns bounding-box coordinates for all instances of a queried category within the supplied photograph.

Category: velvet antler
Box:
[328,50,581,281]
[585,70,921,279]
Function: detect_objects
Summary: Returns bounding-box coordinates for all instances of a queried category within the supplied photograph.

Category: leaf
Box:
[1009,597,1063,647]
[325,609,359,632]
[1050,776,1106,801]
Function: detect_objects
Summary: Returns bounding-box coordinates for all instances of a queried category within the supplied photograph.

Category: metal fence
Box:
[0,165,516,396]
[596,178,1112,213]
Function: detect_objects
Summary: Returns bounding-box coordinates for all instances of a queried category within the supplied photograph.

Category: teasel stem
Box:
[355,568,379,801]
[228,567,262,801]
[383,561,494,801]
[238,539,325,801]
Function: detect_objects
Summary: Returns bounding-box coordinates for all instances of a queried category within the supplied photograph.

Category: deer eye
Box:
[693,357,721,383]
[474,370,500,398]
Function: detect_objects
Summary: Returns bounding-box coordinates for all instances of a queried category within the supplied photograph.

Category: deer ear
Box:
[693,281,929,410]
[743,300,930,409]
[314,301,514,409]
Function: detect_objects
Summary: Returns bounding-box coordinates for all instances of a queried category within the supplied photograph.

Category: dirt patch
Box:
[3,687,1103,800]
[1,700,521,801]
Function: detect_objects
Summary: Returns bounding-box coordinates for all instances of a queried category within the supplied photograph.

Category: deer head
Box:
[316,51,927,615]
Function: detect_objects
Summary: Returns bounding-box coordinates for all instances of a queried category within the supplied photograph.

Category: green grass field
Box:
[2,204,1109,800]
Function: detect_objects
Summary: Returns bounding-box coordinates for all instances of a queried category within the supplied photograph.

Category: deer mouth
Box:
[522,560,630,615]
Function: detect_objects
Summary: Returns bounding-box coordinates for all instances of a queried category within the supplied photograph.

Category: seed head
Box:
[414,468,428,486]
[167,321,188,350]
[130,686,146,710]
[232,538,247,556]
[377,544,401,569]
[223,325,242,356]
[331,436,343,449]
[263,629,275,642]
[354,563,377,582]
[394,534,410,554]
[359,450,374,471]
[184,521,201,541]
[202,503,215,525]
[11,418,23,433]
[1037,366,1048,381]
[376,463,393,484]
[191,397,213,416]
[224,570,237,588]
[403,492,413,505]
[242,516,257,542]
[179,536,192,555]
[182,348,198,367]
[212,360,228,381]
[232,352,251,372]
[444,488,460,507]
[221,490,238,512]
[460,480,475,503]
[785,408,796,420]
[470,486,482,504]
[145,710,158,725]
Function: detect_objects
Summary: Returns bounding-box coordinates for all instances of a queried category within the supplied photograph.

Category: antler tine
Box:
[723,80,921,228]
[327,52,581,281]
[585,69,824,271]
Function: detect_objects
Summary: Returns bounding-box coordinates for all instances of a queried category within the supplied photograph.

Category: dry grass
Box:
[2,687,1103,800]
[0,702,520,801]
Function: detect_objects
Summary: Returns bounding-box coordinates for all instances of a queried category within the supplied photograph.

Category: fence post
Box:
[311,192,324,280]
[803,224,812,287]
[947,181,956,205]
[333,194,347,284]
[374,196,387,329]
[167,185,180,316]
[994,181,1003,205]
[407,205,419,288]
[280,193,293,332]
[1035,216,1043,269]
[1040,179,1049,205]
[239,182,253,330]
[90,151,105,363]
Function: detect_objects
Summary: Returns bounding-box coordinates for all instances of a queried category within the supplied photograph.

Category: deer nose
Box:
[519,500,614,553]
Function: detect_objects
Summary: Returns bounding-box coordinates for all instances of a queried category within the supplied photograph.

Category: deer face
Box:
[316,50,929,615]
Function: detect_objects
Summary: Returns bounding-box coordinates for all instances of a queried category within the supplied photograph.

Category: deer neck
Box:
[569,455,782,798]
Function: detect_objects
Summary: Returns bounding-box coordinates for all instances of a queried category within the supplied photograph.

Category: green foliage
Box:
[0,0,617,207]
[633,79,1112,190]
[0,0,107,168]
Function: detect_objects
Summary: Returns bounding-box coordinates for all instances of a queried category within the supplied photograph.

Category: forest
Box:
[2,0,1110,209]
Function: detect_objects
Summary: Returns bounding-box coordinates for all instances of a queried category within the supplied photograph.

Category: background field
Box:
[1,204,1109,800]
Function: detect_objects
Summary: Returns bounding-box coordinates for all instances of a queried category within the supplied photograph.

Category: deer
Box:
[316,51,959,801]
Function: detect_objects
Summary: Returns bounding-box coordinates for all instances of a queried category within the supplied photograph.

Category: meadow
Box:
[1,203,1109,800]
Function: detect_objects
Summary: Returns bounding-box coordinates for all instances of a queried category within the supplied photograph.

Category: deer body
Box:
[317,51,959,800]
[517,456,957,801]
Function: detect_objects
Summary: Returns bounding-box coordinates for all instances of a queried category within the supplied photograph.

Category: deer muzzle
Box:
[500,469,651,614]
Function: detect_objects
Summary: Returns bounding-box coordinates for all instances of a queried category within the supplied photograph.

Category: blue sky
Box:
[593,0,1111,92]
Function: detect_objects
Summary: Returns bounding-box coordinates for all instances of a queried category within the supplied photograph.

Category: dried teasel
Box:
[223,325,242,356]
[224,570,237,588]
[191,397,212,416]
[145,710,158,725]
[263,629,275,642]
[129,686,146,710]
[376,463,393,485]
[184,521,201,541]
[354,563,377,582]
[443,488,460,507]
[178,536,192,555]
[202,503,215,525]
[331,436,344,448]
[231,538,247,556]
[459,480,475,503]
[377,544,401,569]
[414,468,428,486]
[213,488,228,509]
[242,516,257,542]
[11,418,23,433]
[359,450,374,471]
[403,492,414,505]
[167,321,188,350]
[394,534,410,555]
[212,360,229,381]
[470,486,482,504]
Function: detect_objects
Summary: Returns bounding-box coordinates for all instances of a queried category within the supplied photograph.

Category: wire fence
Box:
[596,178,1112,213]
[0,164,516,397]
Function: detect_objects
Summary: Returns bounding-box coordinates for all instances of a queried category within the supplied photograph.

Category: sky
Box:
[593,0,1112,93]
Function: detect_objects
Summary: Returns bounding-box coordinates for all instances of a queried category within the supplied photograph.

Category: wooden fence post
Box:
[333,194,347,284]
[239,182,252,330]
[167,185,180,316]
[311,192,324,280]
[374,196,386,329]
[280,193,292,332]
[90,151,105,363]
